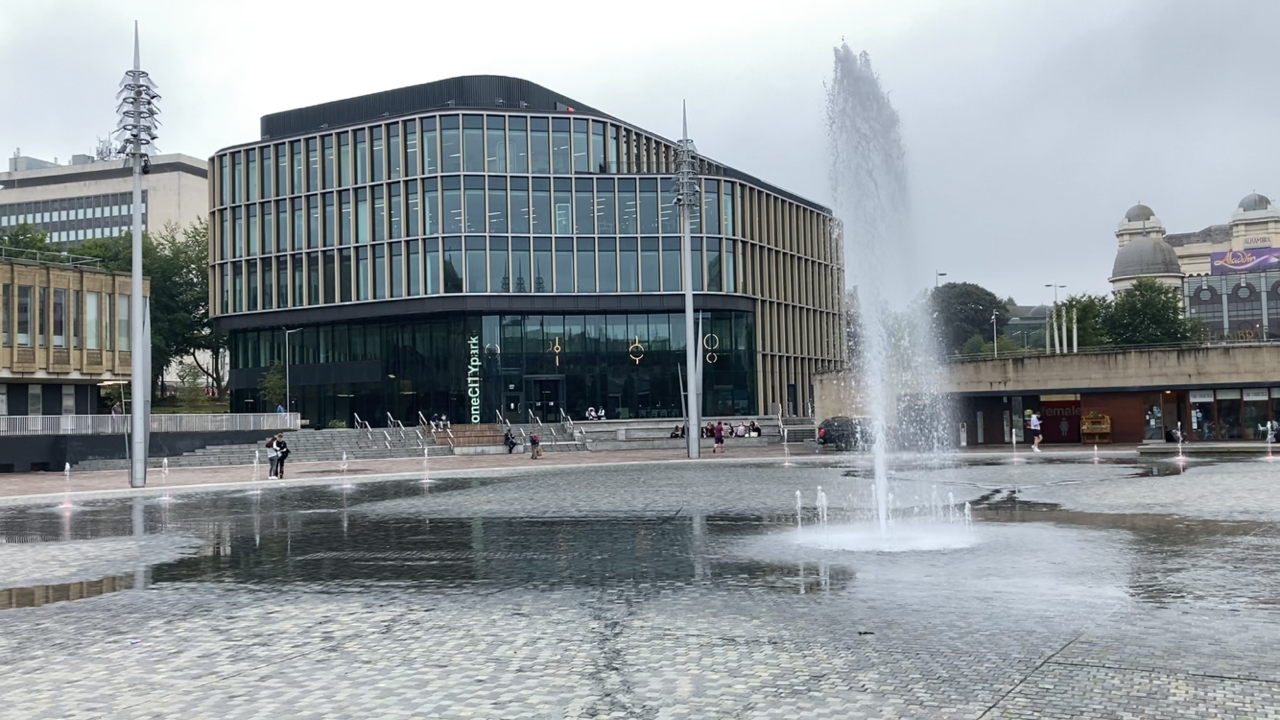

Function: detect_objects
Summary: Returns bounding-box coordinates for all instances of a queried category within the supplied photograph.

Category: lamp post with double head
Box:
[935,271,947,288]
[284,328,302,414]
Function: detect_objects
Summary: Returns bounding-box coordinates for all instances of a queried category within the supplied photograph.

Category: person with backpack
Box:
[266,435,280,479]
[529,433,541,459]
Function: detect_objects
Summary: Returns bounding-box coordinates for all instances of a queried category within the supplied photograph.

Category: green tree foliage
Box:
[931,282,1008,354]
[1057,293,1112,347]
[1101,277,1195,345]
[77,220,224,393]
[257,361,287,408]
[0,223,50,252]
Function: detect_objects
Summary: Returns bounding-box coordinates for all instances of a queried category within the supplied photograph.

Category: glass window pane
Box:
[338,133,349,187]
[405,123,418,177]
[306,197,319,249]
[511,237,530,293]
[356,189,369,243]
[533,238,552,293]
[703,179,720,234]
[574,179,593,235]
[598,238,617,293]
[489,237,508,292]
[465,237,486,292]
[660,179,678,233]
[247,151,258,201]
[390,184,402,239]
[423,118,438,174]
[355,247,367,300]
[640,179,659,234]
[554,180,572,235]
[462,115,484,173]
[464,178,485,234]
[640,238,659,292]
[555,238,574,292]
[576,238,595,293]
[443,177,462,234]
[442,117,461,173]
[724,239,736,293]
[510,184,530,234]
[323,194,334,247]
[488,184,507,234]
[508,118,528,173]
[572,119,589,173]
[596,179,615,234]
[306,139,318,192]
[322,136,334,189]
[407,239,420,295]
[722,182,735,237]
[591,121,605,173]
[619,238,638,292]
[618,179,637,234]
[707,237,722,292]
[371,127,384,181]
[390,242,403,298]
[425,178,439,235]
[374,243,386,299]
[339,190,351,245]
[425,239,441,294]
[324,251,336,304]
[373,186,386,242]
[407,180,420,237]
[530,118,550,174]
[276,144,288,196]
[662,237,682,292]
[531,178,551,234]
[551,119,571,174]
[486,117,506,173]
[388,124,401,180]
[443,237,463,293]
[355,130,367,184]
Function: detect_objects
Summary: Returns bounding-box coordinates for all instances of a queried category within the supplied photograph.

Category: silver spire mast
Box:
[674,102,701,458]
[115,22,161,488]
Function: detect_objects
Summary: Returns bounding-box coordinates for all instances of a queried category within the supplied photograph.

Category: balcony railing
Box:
[0,412,301,437]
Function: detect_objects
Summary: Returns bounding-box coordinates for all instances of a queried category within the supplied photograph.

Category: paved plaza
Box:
[1,451,1278,718]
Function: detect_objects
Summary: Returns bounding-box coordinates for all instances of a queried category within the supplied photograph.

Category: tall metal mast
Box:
[674,102,701,459]
[115,22,160,488]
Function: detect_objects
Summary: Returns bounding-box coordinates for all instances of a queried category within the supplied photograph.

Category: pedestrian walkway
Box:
[0,444,802,502]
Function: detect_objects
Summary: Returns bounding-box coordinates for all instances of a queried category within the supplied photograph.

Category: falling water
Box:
[341,451,349,475]
[159,457,171,503]
[827,42,950,535]
[795,490,803,533]
[1093,444,1099,464]
[253,449,261,480]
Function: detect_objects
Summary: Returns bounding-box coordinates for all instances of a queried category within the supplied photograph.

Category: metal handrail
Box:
[946,337,1280,363]
[0,246,103,268]
[353,413,372,440]
[0,412,300,437]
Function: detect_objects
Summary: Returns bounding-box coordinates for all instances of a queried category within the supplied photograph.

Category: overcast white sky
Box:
[3,0,1277,305]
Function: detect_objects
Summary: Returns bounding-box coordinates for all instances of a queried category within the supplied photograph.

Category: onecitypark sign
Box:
[467,335,481,423]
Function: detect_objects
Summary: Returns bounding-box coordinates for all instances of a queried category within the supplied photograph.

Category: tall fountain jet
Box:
[827,42,949,533]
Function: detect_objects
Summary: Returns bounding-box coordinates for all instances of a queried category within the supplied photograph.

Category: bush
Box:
[327,419,347,429]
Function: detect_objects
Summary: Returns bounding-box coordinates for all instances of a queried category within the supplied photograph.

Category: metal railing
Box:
[0,246,103,268]
[353,413,372,441]
[0,412,300,437]
[946,337,1280,363]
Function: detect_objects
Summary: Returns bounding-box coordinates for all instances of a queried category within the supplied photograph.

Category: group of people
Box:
[584,407,607,420]
[264,433,291,479]
[428,414,451,431]
[667,420,762,452]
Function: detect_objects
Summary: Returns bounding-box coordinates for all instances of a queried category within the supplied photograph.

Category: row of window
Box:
[0,285,130,352]
[216,114,690,206]
[0,384,79,417]
[214,176,737,261]
[217,236,740,314]
[0,194,147,229]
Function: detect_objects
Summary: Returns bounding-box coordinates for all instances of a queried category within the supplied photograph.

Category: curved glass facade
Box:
[212,78,844,427]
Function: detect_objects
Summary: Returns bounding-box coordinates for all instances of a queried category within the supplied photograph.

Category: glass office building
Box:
[211,76,845,427]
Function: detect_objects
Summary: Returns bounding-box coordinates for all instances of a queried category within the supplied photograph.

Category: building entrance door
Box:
[525,376,564,423]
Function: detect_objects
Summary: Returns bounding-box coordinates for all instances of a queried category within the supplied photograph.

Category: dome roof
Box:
[1238,193,1272,212]
[1112,235,1182,279]
[1124,204,1155,222]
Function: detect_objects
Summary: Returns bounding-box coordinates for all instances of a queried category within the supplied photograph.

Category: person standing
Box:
[273,433,291,477]
[266,435,280,479]
[713,421,725,454]
[1029,412,1043,452]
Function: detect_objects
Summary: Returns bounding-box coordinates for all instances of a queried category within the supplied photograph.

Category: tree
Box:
[257,361,287,409]
[0,223,49,252]
[931,282,1008,354]
[76,220,223,394]
[175,362,207,407]
[1058,293,1112,348]
[1101,277,1195,345]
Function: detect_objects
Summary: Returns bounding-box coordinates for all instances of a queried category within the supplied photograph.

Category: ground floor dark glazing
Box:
[228,311,755,428]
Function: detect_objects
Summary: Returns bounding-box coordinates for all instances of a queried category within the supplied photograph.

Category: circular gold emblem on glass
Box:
[628,336,645,364]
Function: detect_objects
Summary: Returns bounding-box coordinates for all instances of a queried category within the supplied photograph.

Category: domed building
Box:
[1109,234,1183,291]
[1112,194,1280,341]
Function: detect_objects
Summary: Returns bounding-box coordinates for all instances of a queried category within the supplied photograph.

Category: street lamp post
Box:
[115,23,160,489]
[674,102,701,459]
[1045,283,1066,303]
[992,309,999,359]
[935,271,947,288]
[284,328,302,414]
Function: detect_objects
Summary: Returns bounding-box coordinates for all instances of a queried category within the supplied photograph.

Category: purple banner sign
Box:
[1210,248,1280,275]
